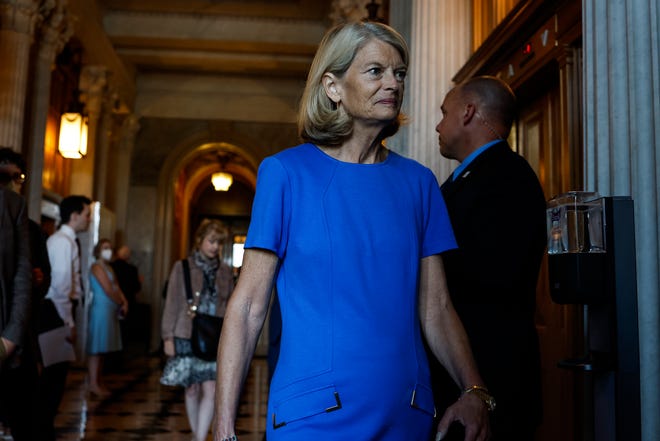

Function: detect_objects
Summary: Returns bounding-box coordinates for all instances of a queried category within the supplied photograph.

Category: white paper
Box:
[38,326,76,367]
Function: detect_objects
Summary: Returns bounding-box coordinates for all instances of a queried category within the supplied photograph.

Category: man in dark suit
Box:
[0,186,32,441]
[0,147,51,441]
[431,76,546,440]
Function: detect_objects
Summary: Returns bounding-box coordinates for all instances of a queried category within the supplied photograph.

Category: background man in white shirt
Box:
[38,195,91,441]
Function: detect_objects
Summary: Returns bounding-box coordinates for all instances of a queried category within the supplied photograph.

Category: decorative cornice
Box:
[103,9,327,38]
[0,0,39,35]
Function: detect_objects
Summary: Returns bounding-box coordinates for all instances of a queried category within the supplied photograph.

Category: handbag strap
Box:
[182,258,193,304]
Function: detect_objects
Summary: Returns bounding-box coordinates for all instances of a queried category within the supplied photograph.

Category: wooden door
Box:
[516,86,582,441]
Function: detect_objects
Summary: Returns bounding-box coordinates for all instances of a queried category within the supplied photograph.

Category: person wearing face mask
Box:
[86,238,128,396]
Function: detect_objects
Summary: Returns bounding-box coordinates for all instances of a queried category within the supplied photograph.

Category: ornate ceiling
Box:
[96,1,334,78]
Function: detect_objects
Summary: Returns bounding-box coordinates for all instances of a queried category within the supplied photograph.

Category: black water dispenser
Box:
[547,193,640,441]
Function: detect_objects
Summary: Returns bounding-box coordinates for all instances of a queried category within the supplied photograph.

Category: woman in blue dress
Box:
[214,21,491,441]
[86,238,128,396]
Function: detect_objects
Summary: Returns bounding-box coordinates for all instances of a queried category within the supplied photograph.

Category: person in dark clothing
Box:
[111,245,142,350]
[111,245,141,307]
[0,147,33,441]
[0,147,51,441]
[431,76,546,441]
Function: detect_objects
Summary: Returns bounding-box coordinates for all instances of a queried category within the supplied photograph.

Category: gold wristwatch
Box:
[463,385,496,411]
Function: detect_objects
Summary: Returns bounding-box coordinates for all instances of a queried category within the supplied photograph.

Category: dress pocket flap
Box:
[410,383,436,417]
[272,385,342,429]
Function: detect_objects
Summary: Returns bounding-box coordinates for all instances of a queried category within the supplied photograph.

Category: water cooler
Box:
[547,192,640,441]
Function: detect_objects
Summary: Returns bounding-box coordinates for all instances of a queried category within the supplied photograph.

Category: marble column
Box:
[582,1,660,440]
[386,0,412,155]
[0,0,39,150]
[70,65,107,197]
[114,114,140,245]
[391,0,471,182]
[25,0,72,220]
[557,46,583,192]
[92,89,116,203]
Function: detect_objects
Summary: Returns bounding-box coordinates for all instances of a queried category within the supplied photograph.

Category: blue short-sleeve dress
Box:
[246,144,457,440]
[87,265,123,355]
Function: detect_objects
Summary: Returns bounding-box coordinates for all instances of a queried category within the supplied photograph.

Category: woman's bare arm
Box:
[419,254,490,441]
[213,248,279,440]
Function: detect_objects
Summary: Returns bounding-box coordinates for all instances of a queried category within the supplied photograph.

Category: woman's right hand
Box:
[163,339,175,357]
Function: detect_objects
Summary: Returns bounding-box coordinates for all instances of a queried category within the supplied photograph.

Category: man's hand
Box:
[436,392,490,441]
[0,337,16,360]
[33,268,44,287]
[66,326,77,345]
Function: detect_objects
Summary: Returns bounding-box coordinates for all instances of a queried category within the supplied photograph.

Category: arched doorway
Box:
[150,141,258,350]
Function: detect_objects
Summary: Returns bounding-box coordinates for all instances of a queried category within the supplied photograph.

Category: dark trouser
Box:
[0,361,39,441]
[38,361,69,441]
[37,299,71,441]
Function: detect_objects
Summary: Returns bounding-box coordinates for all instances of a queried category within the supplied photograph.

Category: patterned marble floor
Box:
[52,354,268,441]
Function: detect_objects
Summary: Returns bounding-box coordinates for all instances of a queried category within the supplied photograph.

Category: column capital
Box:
[0,0,40,35]
[118,114,141,154]
[80,65,109,121]
[329,0,373,24]
[35,0,73,62]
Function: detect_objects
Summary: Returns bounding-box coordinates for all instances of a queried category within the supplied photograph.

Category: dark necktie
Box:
[74,237,83,307]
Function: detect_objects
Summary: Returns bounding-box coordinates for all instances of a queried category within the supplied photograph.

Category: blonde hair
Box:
[298,21,409,147]
[193,219,228,251]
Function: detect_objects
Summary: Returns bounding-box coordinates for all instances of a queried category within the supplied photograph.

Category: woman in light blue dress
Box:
[213,21,491,441]
[86,238,127,396]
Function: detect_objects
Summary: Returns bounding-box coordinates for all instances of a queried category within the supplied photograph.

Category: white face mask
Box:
[101,249,113,261]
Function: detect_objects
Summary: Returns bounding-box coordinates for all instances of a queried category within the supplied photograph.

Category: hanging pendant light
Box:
[58,111,88,159]
[212,171,233,191]
[212,152,234,191]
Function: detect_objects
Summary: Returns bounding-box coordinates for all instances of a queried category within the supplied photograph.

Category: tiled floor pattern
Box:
[52,354,268,441]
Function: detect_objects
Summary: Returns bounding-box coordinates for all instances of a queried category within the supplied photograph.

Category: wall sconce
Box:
[58,111,88,159]
[212,171,233,191]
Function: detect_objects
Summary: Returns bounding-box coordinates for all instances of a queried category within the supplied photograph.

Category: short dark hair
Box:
[60,195,91,224]
[460,76,517,132]
[0,147,26,172]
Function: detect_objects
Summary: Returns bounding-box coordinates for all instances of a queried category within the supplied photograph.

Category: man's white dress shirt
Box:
[45,224,81,327]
